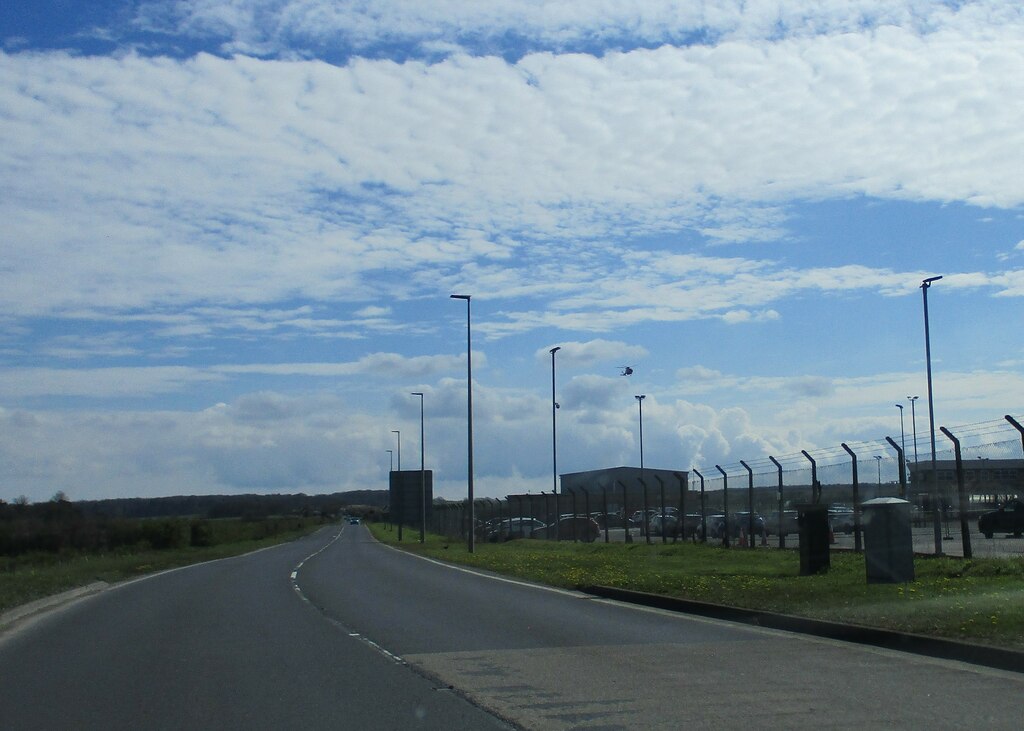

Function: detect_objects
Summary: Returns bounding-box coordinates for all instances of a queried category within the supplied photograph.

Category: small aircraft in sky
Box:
[619,366,634,376]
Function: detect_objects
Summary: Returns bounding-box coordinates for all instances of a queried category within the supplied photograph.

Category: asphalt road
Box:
[0,526,511,731]
[3,523,1023,729]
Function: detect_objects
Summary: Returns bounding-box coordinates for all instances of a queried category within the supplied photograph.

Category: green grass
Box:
[0,519,327,614]
[371,523,1024,649]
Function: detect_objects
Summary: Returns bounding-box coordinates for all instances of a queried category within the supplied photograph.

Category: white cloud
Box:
[0,366,223,398]
[533,339,648,368]
[132,1,1024,58]
[4,21,1024,324]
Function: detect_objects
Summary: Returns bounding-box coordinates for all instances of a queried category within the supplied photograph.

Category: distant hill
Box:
[73,490,389,519]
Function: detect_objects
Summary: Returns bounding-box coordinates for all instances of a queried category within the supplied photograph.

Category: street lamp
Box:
[635,394,648,543]
[411,392,425,543]
[450,293,475,553]
[907,395,920,466]
[874,455,882,485]
[635,395,646,470]
[550,346,561,497]
[895,403,906,476]
[921,275,943,555]
[391,430,401,471]
[386,448,396,537]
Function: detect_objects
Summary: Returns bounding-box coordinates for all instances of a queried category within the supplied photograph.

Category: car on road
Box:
[348,517,360,525]
[531,515,601,542]
[978,499,1024,538]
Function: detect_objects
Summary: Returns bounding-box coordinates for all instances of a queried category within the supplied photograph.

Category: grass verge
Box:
[370,523,1024,650]
[1,520,327,614]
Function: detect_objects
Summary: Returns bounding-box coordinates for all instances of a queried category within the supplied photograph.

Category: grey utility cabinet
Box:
[861,497,915,583]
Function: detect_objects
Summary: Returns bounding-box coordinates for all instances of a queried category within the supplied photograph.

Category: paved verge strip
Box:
[580,584,1024,675]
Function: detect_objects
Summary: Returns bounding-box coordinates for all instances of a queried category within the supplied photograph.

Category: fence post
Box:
[654,475,667,544]
[692,468,706,542]
[616,480,631,543]
[673,471,687,541]
[1007,415,1024,454]
[769,456,784,549]
[841,443,863,553]
[568,488,578,541]
[885,436,907,500]
[715,465,730,548]
[802,450,820,504]
[602,485,610,543]
[940,426,973,559]
[640,475,651,545]
[740,460,754,549]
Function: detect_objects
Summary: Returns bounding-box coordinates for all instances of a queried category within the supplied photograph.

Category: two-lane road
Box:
[0,525,511,730]
[2,522,1023,729]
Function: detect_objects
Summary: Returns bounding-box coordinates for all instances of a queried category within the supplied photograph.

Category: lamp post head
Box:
[908,395,919,401]
[411,392,423,397]
[895,403,903,410]
[450,293,470,301]
[921,275,943,288]
[635,394,646,401]
[550,346,561,355]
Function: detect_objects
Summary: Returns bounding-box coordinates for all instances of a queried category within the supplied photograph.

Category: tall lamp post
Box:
[874,455,882,486]
[896,403,907,477]
[411,392,425,543]
[450,294,475,553]
[550,346,561,496]
[635,395,646,470]
[907,395,920,466]
[391,430,401,471]
[392,429,402,540]
[635,394,647,543]
[921,275,943,555]
[386,448,397,538]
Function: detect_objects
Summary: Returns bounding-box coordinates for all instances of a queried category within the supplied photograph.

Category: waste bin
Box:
[861,497,915,584]
[797,504,830,575]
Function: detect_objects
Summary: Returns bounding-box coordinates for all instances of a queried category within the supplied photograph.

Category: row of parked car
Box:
[481,500,1024,543]
[481,504,866,544]
[482,515,603,543]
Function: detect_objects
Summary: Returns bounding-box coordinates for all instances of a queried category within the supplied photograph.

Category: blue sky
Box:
[2,1,1023,503]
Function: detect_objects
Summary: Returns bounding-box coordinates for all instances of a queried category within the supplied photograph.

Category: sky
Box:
[1,0,1023,504]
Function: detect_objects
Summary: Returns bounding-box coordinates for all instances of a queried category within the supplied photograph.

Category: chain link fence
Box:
[422,415,1024,558]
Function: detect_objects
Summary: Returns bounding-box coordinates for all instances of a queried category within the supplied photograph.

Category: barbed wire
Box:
[697,414,1023,480]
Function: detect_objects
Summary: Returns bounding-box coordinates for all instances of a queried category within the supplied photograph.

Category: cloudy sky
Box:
[2,1,1023,504]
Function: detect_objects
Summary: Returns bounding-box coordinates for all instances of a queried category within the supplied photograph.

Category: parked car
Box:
[828,506,856,533]
[707,512,766,539]
[678,513,703,539]
[766,510,800,536]
[733,512,766,538]
[531,516,601,542]
[486,517,546,542]
[648,513,679,538]
[978,499,1024,538]
[706,513,728,539]
[591,512,624,530]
